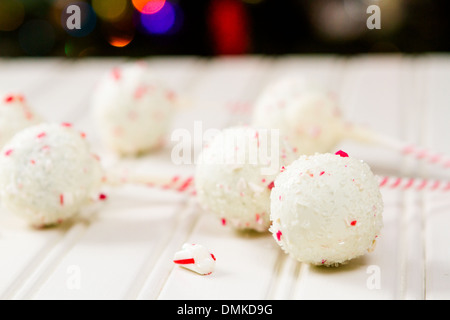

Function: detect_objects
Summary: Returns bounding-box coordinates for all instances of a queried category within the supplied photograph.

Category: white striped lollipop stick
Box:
[105,171,197,195]
[377,176,450,192]
[345,125,450,171]
[107,172,450,194]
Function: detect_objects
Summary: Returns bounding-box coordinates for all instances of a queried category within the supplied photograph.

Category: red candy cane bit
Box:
[111,68,121,81]
[4,95,15,103]
[254,131,260,147]
[36,132,46,139]
[321,259,327,265]
[335,150,349,158]
[134,86,148,99]
[4,149,13,157]
[403,145,415,154]
[267,181,275,190]
[221,218,227,226]
[166,90,176,102]
[210,254,216,261]
[173,258,195,265]
[276,230,282,241]
[350,220,357,226]
[99,194,108,201]
[177,177,194,193]
[320,171,325,176]
[61,122,72,128]
[60,194,64,206]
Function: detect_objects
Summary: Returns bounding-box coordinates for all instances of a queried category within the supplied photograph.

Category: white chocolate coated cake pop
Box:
[270,151,383,266]
[0,123,104,227]
[0,93,41,148]
[91,62,177,156]
[195,126,297,232]
[252,79,344,155]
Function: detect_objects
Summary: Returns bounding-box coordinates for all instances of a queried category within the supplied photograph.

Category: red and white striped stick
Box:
[345,125,450,171]
[378,176,450,192]
[108,172,450,195]
[105,171,197,195]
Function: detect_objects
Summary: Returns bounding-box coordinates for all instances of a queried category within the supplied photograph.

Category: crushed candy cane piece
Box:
[173,243,216,275]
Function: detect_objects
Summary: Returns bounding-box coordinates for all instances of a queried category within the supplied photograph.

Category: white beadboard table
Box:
[0,55,449,300]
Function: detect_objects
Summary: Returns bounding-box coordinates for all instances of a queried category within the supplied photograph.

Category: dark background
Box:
[0,0,449,57]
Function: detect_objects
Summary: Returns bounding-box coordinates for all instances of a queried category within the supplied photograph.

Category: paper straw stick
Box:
[106,171,450,195]
[105,171,197,195]
[377,176,450,192]
[344,124,450,171]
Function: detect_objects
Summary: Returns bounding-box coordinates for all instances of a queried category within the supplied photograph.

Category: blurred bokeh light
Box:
[92,0,128,22]
[0,0,448,57]
[0,0,25,32]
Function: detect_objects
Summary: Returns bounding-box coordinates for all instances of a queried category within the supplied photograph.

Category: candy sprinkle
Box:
[5,95,14,103]
[276,230,282,241]
[335,150,349,158]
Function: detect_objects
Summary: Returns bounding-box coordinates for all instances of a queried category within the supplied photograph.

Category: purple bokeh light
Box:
[140,1,182,35]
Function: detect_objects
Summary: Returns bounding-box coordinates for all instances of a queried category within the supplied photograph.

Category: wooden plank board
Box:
[0,55,448,300]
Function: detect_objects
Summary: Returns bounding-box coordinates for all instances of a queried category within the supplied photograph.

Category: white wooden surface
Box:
[0,55,449,300]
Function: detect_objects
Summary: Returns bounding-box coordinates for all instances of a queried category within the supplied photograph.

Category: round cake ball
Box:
[91,62,176,156]
[270,151,383,266]
[252,79,344,155]
[195,126,297,232]
[0,93,41,148]
[0,123,104,227]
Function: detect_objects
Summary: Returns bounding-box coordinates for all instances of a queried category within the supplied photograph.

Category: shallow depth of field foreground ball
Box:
[0,123,104,227]
[91,62,176,156]
[195,126,297,232]
[270,152,384,266]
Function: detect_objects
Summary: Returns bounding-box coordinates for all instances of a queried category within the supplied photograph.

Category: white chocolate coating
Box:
[252,79,344,155]
[0,123,104,227]
[91,62,176,155]
[0,93,41,148]
[195,126,297,232]
[270,152,383,266]
[173,243,216,275]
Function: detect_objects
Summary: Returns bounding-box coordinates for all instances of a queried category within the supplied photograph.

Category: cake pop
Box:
[252,78,450,170]
[0,123,104,227]
[0,93,41,148]
[195,126,297,232]
[91,62,177,156]
[270,151,384,266]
